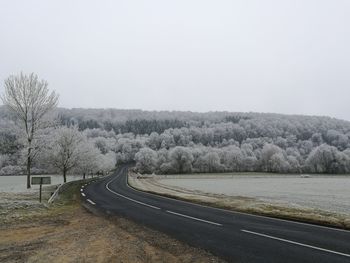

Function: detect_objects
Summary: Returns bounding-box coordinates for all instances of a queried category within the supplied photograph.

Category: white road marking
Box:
[123,168,350,232]
[81,193,86,197]
[87,199,96,205]
[126,175,350,234]
[166,210,222,226]
[241,229,350,258]
[106,178,161,210]
[80,189,83,192]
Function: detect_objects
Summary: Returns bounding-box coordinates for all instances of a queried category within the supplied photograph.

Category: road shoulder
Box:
[0,179,224,263]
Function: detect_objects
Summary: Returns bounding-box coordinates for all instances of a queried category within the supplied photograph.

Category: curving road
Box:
[82,165,350,263]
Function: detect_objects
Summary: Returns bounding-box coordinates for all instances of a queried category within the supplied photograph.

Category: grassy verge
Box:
[0,178,224,263]
[128,173,350,230]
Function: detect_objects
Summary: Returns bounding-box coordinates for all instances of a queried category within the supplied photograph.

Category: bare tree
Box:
[44,126,102,183]
[1,73,59,188]
[45,127,83,183]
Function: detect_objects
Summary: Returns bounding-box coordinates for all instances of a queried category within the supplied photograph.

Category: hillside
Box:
[1,106,350,174]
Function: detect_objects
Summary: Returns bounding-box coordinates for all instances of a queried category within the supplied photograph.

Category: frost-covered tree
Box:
[223,146,243,171]
[169,146,194,173]
[305,144,350,173]
[44,127,86,182]
[1,73,58,188]
[98,151,116,173]
[260,144,284,172]
[200,152,224,173]
[0,154,10,168]
[73,140,102,179]
[147,132,161,150]
[270,152,290,173]
[135,147,158,174]
[3,105,350,175]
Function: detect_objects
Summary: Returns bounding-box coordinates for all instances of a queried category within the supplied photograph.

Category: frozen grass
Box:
[0,174,84,193]
[0,175,87,225]
[158,174,350,215]
[129,172,350,229]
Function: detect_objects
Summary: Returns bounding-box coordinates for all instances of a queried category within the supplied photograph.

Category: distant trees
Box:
[73,115,350,175]
[135,148,157,174]
[199,152,223,173]
[44,127,85,182]
[97,151,116,173]
[1,105,350,176]
[305,144,350,173]
[168,146,194,173]
[260,144,285,172]
[133,139,350,175]
[72,138,102,179]
[1,73,59,187]
[0,130,19,155]
[222,146,243,171]
[43,126,116,182]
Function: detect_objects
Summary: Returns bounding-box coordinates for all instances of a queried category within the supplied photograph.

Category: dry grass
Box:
[0,180,224,263]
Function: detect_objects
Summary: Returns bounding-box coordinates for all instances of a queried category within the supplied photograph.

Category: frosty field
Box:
[0,175,84,193]
[158,175,350,215]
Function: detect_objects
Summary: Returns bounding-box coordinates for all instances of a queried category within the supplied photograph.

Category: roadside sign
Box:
[31,176,51,202]
[32,177,51,185]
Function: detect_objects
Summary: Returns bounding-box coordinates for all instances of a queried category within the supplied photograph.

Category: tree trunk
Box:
[83,172,86,180]
[63,168,67,183]
[26,147,31,189]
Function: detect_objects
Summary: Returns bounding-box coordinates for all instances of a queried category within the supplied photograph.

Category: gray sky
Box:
[0,0,349,120]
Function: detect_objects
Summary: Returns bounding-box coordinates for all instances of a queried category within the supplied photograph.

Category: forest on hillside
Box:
[1,106,350,175]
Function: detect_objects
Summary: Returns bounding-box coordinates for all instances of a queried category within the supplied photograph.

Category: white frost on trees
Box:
[135,147,158,174]
[43,127,113,183]
[1,73,59,188]
[168,146,194,173]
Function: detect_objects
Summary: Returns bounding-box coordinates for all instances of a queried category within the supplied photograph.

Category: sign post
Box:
[31,177,51,202]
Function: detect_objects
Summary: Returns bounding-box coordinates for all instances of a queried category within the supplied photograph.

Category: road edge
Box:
[127,172,350,232]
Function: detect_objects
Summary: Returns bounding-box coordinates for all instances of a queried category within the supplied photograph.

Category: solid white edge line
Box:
[87,199,96,205]
[81,193,86,197]
[166,210,222,226]
[241,229,350,258]
[106,175,161,210]
[125,175,350,234]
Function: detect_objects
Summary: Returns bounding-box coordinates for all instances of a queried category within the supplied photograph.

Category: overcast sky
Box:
[0,0,349,120]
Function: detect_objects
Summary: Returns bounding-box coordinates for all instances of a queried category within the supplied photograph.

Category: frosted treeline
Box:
[54,109,350,174]
[0,107,116,176]
[1,107,350,175]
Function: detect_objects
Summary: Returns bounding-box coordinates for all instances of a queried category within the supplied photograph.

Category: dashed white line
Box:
[126,175,350,234]
[115,169,221,225]
[87,199,96,205]
[80,189,83,192]
[106,179,161,210]
[81,193,86,197]
[241,229,350,258]
[166,210,222,226]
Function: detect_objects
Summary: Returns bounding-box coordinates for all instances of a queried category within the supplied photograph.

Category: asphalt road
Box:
[83,165,350,263]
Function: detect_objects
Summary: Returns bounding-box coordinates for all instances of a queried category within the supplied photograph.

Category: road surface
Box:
[82,165,350,263]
